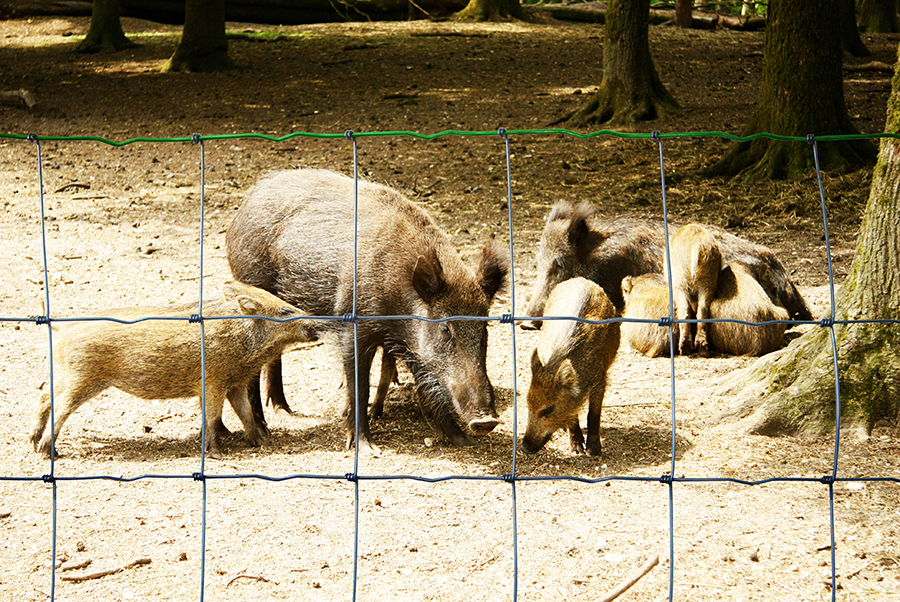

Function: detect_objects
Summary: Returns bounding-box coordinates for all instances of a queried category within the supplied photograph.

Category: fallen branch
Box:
[844,61,894,73]
[59,559,93,572]
[60,557,151,582]
[0,89,36,108]
[226,574,277,587]
[598,555,659,602]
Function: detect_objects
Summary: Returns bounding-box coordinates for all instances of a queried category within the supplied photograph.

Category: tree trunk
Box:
[161,0,235,72]
[674,0,691,28]
[453,0,527,22]
[712,44,900,438]
[858,0,900,33]
[76,0,135,54]
[707,0,875,180]
[565,0,680,127]
[841,0,871,57]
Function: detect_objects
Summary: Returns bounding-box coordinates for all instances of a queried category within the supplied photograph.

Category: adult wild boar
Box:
[521,202,810,327]
[523,277,620,456]
[31,282,314,459]
[226,169,508,455]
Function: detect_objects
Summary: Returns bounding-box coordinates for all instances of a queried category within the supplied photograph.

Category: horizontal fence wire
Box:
[2,128,899,602]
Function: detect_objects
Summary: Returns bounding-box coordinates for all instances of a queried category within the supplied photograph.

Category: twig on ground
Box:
[226,574,277,587]
[598,554,659,602]
[59,559,93,572]
[60,557,151,582]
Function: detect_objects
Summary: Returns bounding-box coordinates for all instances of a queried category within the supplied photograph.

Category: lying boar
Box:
[522,202,810,327]
[226,169,508,455]
[620,273,673,358]
[670,224,722,356]
[522,278,620,456]
[31,282,314,459]
[709,261,791,356]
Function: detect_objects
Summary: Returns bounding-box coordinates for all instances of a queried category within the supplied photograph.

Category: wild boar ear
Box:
[530,347,544,374]
[412,252,446,303]
[547,201,573,222]
[235,295,265,317]
[478,241,509,301]
[621,275,633,296]
[555,359,581,397]
[221,280,240,301]
[567,203,594,252]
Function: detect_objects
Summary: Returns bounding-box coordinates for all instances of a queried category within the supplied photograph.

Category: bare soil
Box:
[0,14,898,602]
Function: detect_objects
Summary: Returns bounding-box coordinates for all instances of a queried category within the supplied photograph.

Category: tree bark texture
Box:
[565,0,680,127]
[712,44,900,437]
[858,0,900,33]
[674,0,691,28]
[708,0,875,180]
[76,0,135,54]
[161,0,235,72]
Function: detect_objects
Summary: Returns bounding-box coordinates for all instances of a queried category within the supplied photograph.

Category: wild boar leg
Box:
[341,334,380,456]
[368,350,397,421]
[585,385,606,457]
[265,357,293,415]
[567,419,586,455]
[226,385,267,447]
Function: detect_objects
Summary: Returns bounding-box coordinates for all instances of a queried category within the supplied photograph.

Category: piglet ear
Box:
[412,251,446,303]
[530,347,544,374]
[555,359,581,397]
[478,241,509,301]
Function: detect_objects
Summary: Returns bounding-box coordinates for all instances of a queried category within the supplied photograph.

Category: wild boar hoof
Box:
[520,320,542,331]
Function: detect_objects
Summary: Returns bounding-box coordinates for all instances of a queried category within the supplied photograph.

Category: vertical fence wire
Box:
[652,131,678,601]
[30,133,60,602]
[498,127,520,601]
[8,129,900,602]
[809,136,843,601]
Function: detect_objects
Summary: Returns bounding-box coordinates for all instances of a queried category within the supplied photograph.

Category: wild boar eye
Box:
[439,322,452,339]
[538,405,555,418]
[276,307,294,318]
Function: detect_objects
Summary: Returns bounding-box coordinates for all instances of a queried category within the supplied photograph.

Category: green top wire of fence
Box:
[3,128,898,145]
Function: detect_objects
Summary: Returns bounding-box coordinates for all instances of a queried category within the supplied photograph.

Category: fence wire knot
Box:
[501,473,515,483]
[807,133,815,144]
[499,313,513,324]
[344,130,354,140]
[820,475,836,485]
[344,472,358,482]
[819,317,834,328]
[342,313,356,323]
[34,315,50,326]
[189,314,203,324]
[658,316,673,327]
[192,472,205,481]
[659,473,674,485]
[27,132,38,143]
[497,127,508,139]
[651,130,660,143]
[191,133,201,144]
[41,474,54,484]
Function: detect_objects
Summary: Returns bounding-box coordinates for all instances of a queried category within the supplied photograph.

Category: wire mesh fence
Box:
[0,128,898,601]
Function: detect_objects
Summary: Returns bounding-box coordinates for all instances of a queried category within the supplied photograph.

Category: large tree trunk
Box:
[841,0,871,57]
[712,44,900,438]
[565,0,680,127]
[453,0,527,21]
[76,0,136,54]
[707,0,875,180]
[161,0,235,73]
[858,0,900,33]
